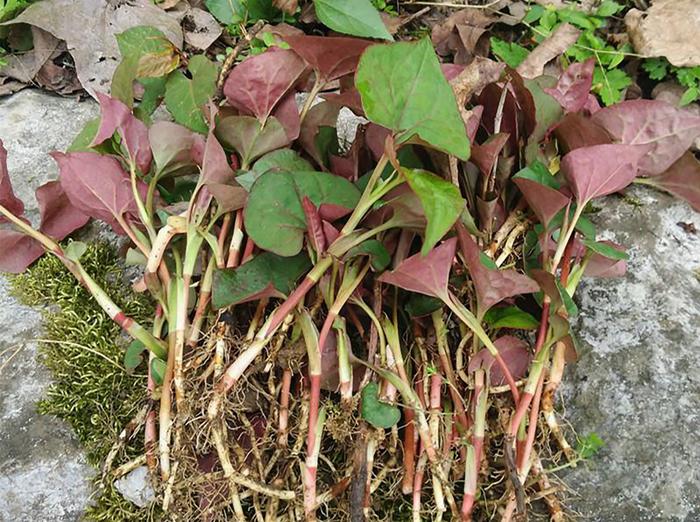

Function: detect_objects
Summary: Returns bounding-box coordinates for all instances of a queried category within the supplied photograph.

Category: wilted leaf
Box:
[468,335,531,385]
[378,237,457,300]
[283,35,372,81]
[223,48,306,121]
[591,99,700,176]
[560,144,647,203]
[483,306,539,330]
[356,38,470,159]
[360,382,401,429]
[8,0,182,97]
[313,0,392,41]
[456,225,538,315]
[450,57,505,110]
[212,251,311,309]
[0,140,24,219]
[517,23,580,79]
[165,55,218,134]
[244,170,361,256]
[51,151,146,234]
[544,58,594,113]
[92,93,152,173]
[637,152,700,211]
[403,168,465,255]
[217,115,290,167]
[116,26,180,78]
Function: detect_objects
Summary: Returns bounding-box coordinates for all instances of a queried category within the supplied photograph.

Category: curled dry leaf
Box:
[450,56,505,109]
[8,0,183,97]
[625,0,700,68]
[516,23,580,79]
[591,100,700,176]
[182,7,222,51]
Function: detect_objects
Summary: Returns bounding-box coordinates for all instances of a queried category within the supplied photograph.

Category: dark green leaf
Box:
[217,115,289,166]
[212,252,311,309]
[642,58,668,81]
[164,55,218,133]
[356,38,470,159]
[483,306,539,330]
[151,357,167,385]
[245,170,361,256]
[205,0,246,24]
[555,278,578,317]
[403,168,465,255]
[135,76,167,123]
[583,238,628,260]
[346,239,391,271]
[405,294,443,318]
[513,161,560,189]
[237,149,314,191]
[360,382,401,429]
[313,0,393,41]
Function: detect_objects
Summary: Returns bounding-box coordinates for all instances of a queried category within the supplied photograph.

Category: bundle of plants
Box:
[1,24,700,522]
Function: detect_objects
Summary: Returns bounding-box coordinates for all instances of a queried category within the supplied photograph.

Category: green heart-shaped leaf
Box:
[361,382,401,429]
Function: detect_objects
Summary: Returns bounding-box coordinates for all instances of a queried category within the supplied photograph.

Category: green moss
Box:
[10,242,158,521]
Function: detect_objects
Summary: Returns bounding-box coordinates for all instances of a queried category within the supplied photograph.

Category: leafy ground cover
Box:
[1,1,700,521]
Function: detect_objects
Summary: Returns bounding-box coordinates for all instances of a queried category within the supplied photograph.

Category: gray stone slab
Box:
[0,90,98,522]
[562,186,700,521]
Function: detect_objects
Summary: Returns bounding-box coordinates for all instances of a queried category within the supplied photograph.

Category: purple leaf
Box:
[457,225,539,314]
[552,112,611,153]
[149,121,205,174]
[201,121,247,212]
[52,151,146,234]
[544,58,594,113]
[513,177,570,226]
[323,88,365,116]
[302,196,326,253]
[0,231,41,274]
[377,237,457,300]
[470,133,509,176]
[299,101,340,167]
[468,335,531,385]
[283,35,372,81]
[0,140,24,219]
[584,241,627,278]
[560,144,647,203]
[591,99,700,176]
[92,93,152,173]
[271,92,301,141]
[639,152,700,211]
[223,48,306,121]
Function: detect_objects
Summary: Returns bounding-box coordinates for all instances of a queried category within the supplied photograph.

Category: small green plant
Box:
[643,58,700,106]
[493,1,633,106]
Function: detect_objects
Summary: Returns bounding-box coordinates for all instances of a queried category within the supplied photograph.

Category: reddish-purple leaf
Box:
[584,241,627,278]
[457,225,538,314]
[639,152,700,211]
[35,180,89,239]
[0,140,24,219]
[552,112,611,153]
[0,230,41,273]
[322,88,365,116]
[323,220,340,245]
[513,177,570,226]
[466,105,483,142]
[468,335,531,385]
[200,121,247,213]
[283,35,372,81]
[52,151,146,234]
[149,121,205,173]
[271,92,301,141]
[591,99,700,176]
[302,196,326,253]
[223,48,306,121]
[470,133,509,176]
[299,101,340,167]
[441,63,465,82]
[377,237,457,300]
[560,144,647,203]
[544,58,594,113]
[92,93,152,174]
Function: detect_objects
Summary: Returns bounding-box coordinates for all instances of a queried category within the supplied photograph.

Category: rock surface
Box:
[0,90,98,522]
[562,186,700,521]
[114,466,155,508]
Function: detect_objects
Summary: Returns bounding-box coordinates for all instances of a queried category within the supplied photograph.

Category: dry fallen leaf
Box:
[6,0,183,98]
[274,0,298,15]
[626,0,700,68]
[432,8,496,65]
[516,23,580,79]
[451,56,505,109]
[182,7,222,51]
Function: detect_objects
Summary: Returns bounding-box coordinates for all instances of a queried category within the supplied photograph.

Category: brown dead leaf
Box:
[182,7,222,50]
[432,8,496,65]
[516,23,580,79]
[626,0,700,67]
[274,0,298,15]
[451,57,505,107]
[0,27,59,83]
[5,0,183,98]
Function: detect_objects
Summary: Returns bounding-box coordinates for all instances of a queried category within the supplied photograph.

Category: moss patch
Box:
[10,242,157,521]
